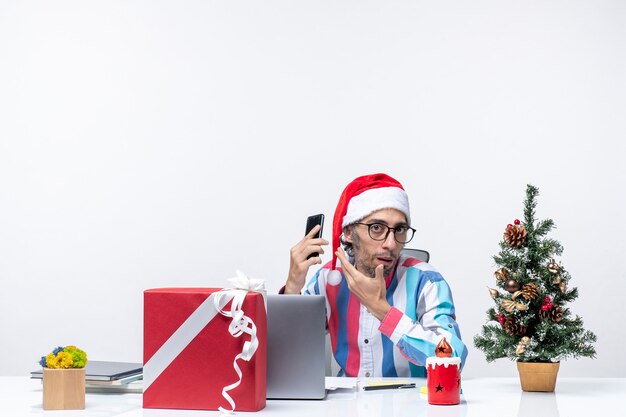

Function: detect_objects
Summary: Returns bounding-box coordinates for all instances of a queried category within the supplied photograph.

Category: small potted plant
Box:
[474,185,596,392]
[39,345,88,410]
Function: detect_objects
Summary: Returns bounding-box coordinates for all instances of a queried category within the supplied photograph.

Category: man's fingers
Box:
[335,247,352,269]
[375,264,385,281]
[306,256,321,267]
[335,248,349,272]
[310,237,329,246]
[294,232,328,260]
[336,248,360,282]
[306,245,325,256]
[305,224,321,238]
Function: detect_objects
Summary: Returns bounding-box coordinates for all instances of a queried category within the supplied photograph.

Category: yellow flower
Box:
[46,352,74,369]
[45,353,57,368]
[57,352,74,368]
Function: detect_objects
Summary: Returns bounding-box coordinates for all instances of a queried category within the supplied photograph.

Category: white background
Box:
[1,1,624,378]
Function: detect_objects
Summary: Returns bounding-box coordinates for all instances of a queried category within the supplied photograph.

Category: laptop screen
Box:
[266,294,326,400]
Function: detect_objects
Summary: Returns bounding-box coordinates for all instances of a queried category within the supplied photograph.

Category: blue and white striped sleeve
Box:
[302,269,323,295]
[379,271,468,369]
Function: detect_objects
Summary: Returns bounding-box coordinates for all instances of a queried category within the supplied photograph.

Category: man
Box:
[284,173,467,377]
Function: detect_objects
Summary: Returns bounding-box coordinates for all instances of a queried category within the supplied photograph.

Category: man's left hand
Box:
[335,247,391,321]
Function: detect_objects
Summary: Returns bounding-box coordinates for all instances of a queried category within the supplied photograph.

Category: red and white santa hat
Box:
[331,173,411,270]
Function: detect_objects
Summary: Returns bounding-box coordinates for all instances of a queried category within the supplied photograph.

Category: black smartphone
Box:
[305,214,325,259]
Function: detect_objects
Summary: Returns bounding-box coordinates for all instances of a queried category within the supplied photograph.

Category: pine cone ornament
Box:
[504,224,527,248]
[539,305,564,322]
[504,316,527,336]
[520,283,538,301]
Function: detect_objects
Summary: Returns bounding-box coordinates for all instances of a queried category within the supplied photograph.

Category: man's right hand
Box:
[284,224,329,294]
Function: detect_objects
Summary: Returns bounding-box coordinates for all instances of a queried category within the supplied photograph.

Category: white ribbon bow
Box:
[213,270,266,413]
[227,269,266,292]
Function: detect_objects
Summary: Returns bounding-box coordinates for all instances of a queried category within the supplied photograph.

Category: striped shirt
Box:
[302,253,468,377]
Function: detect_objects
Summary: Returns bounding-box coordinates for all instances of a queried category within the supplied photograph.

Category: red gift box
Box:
[143,288,266,411]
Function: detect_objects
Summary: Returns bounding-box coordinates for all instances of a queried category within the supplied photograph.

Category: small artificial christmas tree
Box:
[474,185,596,364]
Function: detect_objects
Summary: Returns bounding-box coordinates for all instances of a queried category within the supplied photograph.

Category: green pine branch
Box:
[474,184,597,363]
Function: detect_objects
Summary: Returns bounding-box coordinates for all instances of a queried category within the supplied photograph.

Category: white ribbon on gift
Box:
[143,270,265,414]
[213,270,266,413]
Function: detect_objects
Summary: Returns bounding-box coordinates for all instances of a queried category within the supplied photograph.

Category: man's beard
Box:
[352,232,395,278]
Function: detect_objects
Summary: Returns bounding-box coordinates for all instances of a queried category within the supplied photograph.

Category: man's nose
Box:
[382,230,399,250]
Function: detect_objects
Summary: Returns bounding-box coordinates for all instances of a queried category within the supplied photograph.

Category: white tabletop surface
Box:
[1,376,622,417]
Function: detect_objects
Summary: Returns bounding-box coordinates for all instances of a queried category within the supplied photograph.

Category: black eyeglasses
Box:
[354,222,416,244]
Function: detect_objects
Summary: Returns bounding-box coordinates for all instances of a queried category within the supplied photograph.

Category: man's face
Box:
[344,208,407,278]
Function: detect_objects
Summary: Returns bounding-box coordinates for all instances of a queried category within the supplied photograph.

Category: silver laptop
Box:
[266,294,326,400]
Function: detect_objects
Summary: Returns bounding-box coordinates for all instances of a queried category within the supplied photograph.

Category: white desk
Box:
[1,377,622,417]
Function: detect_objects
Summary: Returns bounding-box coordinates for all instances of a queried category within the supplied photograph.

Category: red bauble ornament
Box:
[498,314,505,325]
[541,305,549,311]
[514,219,521,225]
[544,296,551,304]
[507,224,513,228]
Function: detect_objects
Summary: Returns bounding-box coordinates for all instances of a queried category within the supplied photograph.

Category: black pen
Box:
[363,383,416,391]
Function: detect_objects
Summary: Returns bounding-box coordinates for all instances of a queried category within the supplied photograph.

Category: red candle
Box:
[426,337,461,405]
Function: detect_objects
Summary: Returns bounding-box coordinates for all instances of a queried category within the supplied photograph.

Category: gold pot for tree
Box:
[516,361,560,392]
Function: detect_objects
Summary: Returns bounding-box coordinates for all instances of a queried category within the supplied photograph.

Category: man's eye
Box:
[370,224,385,233]
[395,226,407,234]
